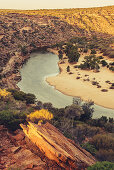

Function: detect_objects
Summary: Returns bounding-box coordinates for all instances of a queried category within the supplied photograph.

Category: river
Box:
[17,52,114,118]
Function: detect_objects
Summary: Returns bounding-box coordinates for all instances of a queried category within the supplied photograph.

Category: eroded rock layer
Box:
[21,122,96,169]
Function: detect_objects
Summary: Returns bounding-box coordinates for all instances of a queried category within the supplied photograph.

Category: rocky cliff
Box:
[21,122,96,169]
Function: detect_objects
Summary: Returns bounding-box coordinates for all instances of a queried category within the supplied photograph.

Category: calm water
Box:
[17,52,114,118]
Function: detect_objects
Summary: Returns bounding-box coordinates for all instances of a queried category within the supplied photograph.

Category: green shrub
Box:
[87,161,114,170]
[65,104,83,120]
[0,110,27,131]
[81,143,97,155]
[100,60,108,66]
[68,50,80,63]
[8,89,36,104]
[25,93,36,104]
[80,101,94,121]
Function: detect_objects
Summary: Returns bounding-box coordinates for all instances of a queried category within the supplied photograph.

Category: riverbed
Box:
[17,52,114,118]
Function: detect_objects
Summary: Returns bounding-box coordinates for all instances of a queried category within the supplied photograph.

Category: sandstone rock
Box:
[13,133,25,141]
[21,122,96,169]
[0,125,50,170]
[10,148,46,170]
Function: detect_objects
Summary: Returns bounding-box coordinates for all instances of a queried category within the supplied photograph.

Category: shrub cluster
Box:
[87,116,114,133]
[0,110,27,131]
[8,89,36,104]
[78,55,100,70]
[90,134,114,161]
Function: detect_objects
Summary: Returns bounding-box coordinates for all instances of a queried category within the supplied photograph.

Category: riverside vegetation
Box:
[0,5,114,169]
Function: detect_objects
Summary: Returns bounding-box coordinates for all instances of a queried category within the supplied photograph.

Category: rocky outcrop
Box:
[0,125,64,169]
[21,122,96,169]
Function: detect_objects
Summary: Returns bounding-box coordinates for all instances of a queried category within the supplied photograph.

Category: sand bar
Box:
[47,48,114,109]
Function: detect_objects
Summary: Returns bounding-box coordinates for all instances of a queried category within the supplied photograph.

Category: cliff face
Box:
[21,122,96,169]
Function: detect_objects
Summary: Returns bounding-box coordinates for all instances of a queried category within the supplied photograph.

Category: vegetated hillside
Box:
[0,6,114,35]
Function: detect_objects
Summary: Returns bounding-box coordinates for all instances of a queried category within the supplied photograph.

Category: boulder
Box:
[21,122,96,169]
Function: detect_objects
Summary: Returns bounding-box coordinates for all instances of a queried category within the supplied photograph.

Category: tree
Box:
[65,104,83,121]
[79,55,100,70]
[25,93,36,104]
[43,102,53,110]
[99,116,108,123]
[35,101,43,110]
[100,60,108,67]
[67,66,70,72]
[58,50,63,60]
[73,97,81,105]
[68,50,80,63]
[80,101,94,121]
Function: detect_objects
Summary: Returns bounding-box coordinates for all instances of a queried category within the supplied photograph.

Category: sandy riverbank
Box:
[47,48,114,109]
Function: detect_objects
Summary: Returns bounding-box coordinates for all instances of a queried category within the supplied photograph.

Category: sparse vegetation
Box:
[87,161,114,170]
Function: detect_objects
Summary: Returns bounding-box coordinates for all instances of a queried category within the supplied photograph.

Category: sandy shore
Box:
[47,48,114,109]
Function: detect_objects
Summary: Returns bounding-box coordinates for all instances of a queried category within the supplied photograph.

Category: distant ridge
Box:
[0,5,114,35]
